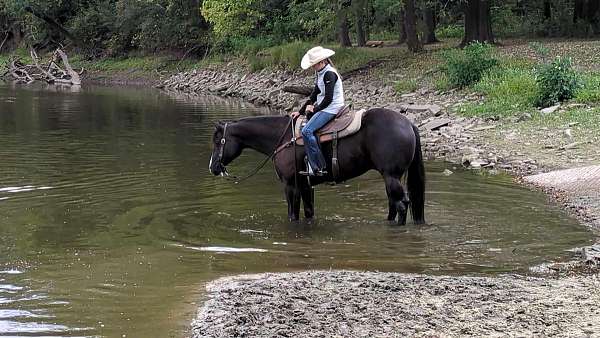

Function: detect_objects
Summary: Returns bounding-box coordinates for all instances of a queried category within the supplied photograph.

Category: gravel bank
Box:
[193,270,600,338]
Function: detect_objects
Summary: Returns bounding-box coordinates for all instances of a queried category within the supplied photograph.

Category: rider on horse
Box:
[291,46,345,176]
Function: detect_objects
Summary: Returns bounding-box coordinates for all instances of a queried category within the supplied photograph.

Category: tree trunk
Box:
[338,1,352,47]
[461,0,494,46]
[336,0,352,47]
[543,0,552,20]
[589,0,600,34]
[423,6,440,44]
[338,16,352,47]
[574,0,587,23]
[404,0,423,52]
[354,0,367,46]
[398,9,407,44]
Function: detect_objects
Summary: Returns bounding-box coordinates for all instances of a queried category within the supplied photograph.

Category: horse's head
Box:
[209,121,242,176]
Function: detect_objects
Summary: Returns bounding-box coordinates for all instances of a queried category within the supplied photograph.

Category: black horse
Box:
[209,108,425,225]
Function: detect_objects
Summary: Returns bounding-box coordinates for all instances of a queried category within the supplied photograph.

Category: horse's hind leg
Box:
[384,175,408,225]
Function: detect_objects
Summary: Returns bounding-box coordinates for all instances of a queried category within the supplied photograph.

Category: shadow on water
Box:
[0,82,596,337]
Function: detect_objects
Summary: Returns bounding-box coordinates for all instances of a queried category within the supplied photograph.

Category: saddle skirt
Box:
[294,107,367,145]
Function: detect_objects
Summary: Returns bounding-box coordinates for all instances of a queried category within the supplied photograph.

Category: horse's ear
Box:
[214,121,223,129]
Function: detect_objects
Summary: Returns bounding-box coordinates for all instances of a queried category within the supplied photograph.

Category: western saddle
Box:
[294,106,366,180]
[294,106,366,145]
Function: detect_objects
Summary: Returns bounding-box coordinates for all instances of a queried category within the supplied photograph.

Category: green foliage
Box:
[491,5,516,37]
[201,0,263,39]
[0,0,209,56]
[534,56,581,107]
[436,25,463,39]
[442,42,499,88]
[69,0,115,54]
[575,73,600,104]
[461,66,538,118]
[394,79,418,94]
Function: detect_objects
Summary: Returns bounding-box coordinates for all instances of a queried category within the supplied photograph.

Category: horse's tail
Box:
[407,124,426,224]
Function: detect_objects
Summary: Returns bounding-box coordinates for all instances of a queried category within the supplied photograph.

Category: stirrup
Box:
[299,170,327,177]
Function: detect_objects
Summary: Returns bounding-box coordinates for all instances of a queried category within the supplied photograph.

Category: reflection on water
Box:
[0,82,595,337]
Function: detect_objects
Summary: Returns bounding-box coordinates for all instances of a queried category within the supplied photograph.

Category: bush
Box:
[535,56,580,107]
[441,42,498,88]
[436,24,463,39]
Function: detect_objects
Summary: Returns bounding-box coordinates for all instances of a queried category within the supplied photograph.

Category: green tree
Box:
[201,0,264,38]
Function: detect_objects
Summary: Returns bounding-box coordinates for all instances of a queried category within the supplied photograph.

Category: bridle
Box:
[216,122,229,175]
[213,118,295,183]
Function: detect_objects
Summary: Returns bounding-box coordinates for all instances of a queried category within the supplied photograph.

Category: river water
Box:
[0,82,595,337]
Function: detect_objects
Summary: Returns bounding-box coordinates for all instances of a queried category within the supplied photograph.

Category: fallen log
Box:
[282,85,313,96]
[2,48,82,85]
[54,49,81,85]
[282,58,391,96]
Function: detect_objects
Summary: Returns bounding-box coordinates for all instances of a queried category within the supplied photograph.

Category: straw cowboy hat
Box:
[301,46,335,70]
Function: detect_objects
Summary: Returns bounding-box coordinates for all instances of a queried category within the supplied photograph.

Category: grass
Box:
[576,73,600,104]
[452,47,600,119]
[247,41,406,73]
[459,64,538,118]
[71,54,226,74]
[394,78,418,94]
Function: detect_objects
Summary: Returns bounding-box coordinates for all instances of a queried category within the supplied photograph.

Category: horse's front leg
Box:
[300,181,314,220]
[284,184,301,221]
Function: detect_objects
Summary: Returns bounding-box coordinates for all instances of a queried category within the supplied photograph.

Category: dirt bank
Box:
[193,270,600,338]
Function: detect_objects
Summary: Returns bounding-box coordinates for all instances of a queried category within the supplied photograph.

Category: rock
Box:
[442,169,454,176]
[471,125,496,132]
[516,113,532,122]
[421,118,451,131]
[402,104,443,116]
[469,159,489,168]
[561,141,583,150]
[540,104,560,115]
[565,103,586,109]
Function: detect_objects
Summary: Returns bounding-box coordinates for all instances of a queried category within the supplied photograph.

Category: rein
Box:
[218,117,295,184]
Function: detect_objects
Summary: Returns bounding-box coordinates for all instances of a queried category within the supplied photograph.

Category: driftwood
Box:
[3,48,82,85]
[365,40,385,47]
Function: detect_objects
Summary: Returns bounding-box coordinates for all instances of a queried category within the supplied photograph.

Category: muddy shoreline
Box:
[193,270,600,338]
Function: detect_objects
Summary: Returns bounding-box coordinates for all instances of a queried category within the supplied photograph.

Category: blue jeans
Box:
[301,111,336,172]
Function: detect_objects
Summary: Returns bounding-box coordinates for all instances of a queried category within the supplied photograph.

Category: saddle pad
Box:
[295,109,366,146]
